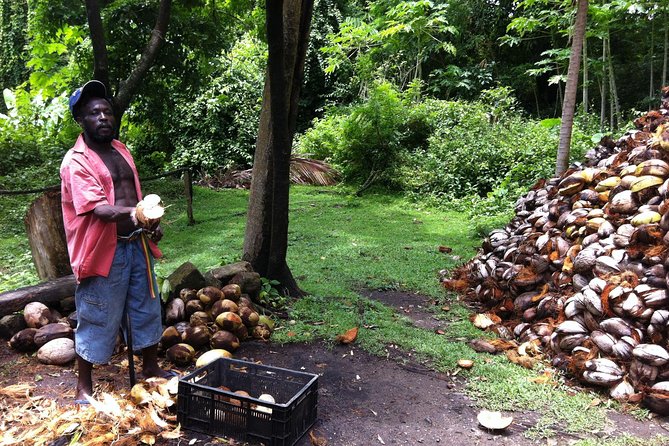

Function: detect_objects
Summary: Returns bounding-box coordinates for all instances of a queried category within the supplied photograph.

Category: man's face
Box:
[77,97,116,144]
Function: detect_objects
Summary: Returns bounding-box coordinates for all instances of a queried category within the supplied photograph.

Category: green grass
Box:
[1,180,666,444]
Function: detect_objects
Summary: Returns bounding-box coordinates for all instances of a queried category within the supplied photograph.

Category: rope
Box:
[0,168,189,196]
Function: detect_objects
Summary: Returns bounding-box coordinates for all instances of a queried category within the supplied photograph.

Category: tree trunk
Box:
[24,191,72,281]
[650,18,655,110]
[84,0,172,120]
[607,36,620,129]
[242,0,313,298]
[663,8,668,88]
[556,0,588,176]
[600,38,607,131]
[0,275,76,317]
[582,33,588,113]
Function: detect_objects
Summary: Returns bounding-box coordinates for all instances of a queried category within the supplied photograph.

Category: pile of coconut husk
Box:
[444,104,669,414]
[0,378,181,445]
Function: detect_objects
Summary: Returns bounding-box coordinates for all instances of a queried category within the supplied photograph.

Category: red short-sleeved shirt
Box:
[60,134,161,281]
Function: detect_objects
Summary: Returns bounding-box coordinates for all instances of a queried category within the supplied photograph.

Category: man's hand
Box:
[146,225,163,243]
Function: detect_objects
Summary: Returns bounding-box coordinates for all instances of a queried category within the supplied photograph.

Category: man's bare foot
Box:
[141,366,178,379]
[75,385,93,402]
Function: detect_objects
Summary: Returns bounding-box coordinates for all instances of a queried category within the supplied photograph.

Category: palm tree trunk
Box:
[650,18,655,110]
[600,38,606,131]
[607,35,620,129]
[663,8,668,87]
[583,34,588,113]
[556,0,588,176]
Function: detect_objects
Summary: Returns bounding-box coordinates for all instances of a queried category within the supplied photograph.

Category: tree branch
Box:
[114,0,172,117]
[85,0,110,89]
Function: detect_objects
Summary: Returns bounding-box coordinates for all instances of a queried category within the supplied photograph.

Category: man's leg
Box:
[141,344,173,378]
[76,355,94,400]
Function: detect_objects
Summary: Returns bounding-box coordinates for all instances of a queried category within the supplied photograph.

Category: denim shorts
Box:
[74,235,162,364]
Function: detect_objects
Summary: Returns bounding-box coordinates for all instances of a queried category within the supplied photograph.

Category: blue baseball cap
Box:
[69,80,108,118]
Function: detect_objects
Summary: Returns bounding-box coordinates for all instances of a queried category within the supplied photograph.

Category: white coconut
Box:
[37,338,76,365]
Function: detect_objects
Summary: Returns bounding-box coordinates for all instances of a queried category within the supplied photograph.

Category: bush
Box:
[0,87,79,188]
[168,35,266,172]
[298,85,602,226]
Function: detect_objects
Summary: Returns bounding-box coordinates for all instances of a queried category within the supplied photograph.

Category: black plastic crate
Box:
[177,357,318,446]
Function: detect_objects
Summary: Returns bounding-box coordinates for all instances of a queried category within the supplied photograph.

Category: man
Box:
[60,80,172,403]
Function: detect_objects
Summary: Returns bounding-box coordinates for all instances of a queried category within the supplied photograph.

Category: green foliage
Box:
[167,34,266,171]
[258,278,288,311]
[0,87,79,185]
[0,1,29,94]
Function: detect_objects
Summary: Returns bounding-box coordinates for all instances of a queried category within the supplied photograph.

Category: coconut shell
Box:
[238,295,256,310]
[233,323,249,341]
[182,325,211,349]
[215,312,243,332]
[24,302,54,329]
[239,306,259,327]
[210,330,240,352]
[210,299,239,319]
[165,298,186,325]
[190,311,212,327]
[197,286,224,306]
[34,323,73,347]
[222,284,242,302]
[166,343,195,366]
[185,299,204,316]
[252,324,272,341]
[9,328,38,352]
[161,326,182,349]
[195,348,232,368]
[179,288,199,302]
[37,338,76,365]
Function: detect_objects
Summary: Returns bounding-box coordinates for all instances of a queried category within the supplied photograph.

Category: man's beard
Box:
[87,129,115,143]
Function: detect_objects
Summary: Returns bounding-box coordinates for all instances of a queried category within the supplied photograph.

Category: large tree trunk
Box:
[85,0,172,120]
[556,0,588,176]
[242,0,313,297]
[24,191,72,280]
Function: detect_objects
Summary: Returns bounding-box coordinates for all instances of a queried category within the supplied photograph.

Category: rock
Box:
[207,261,253,285]
[166,262,206,300]
[37,338,76,365]
[0,314,26,339]
[34,323,74,347]
[229,271,262,298]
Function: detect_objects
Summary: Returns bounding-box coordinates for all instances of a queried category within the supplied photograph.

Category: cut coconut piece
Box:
[477,410,513,430]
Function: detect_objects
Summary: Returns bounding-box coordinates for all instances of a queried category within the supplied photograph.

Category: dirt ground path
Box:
[1,291,668,445]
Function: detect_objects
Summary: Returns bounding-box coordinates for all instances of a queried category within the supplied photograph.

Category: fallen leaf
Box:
[435,329,445,335]
[505,350,537,369]
[335,327,358,344]
[309,429,328,446]
[589,398,602,407]
[438,245,453,253]
[457,359,474,369]
[287,331,296,337]
[468,339,497,354]
[377,434,386,444]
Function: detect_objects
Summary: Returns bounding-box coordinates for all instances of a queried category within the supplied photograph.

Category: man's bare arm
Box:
[93,204,136,223]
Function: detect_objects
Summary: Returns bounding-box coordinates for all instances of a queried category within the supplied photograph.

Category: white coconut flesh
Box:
[477,410,513,430]
[139,194,165,219]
